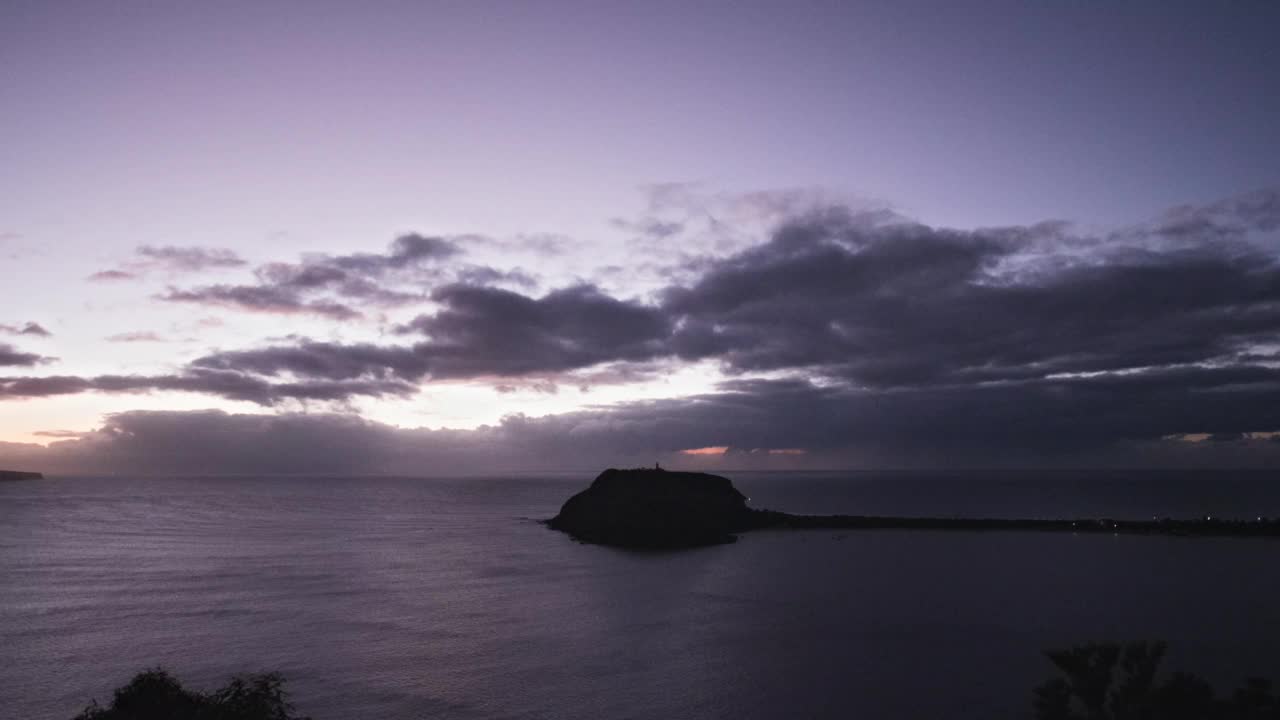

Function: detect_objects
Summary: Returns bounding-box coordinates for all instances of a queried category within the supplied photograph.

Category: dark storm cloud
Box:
[0,343,52,367]
[0,322,52,337]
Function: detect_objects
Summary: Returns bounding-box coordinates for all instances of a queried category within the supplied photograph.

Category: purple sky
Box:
[2,1,1279,473]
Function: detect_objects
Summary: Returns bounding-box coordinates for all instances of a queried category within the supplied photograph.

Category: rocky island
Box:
[548,468,1280,549]
[548,467,783,548]
[0,469,43,481]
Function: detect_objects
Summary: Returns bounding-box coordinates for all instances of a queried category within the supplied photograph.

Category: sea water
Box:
[2,470,1278,719]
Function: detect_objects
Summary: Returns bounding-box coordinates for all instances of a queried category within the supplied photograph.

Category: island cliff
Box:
[548,468,1280,549]
[0,470,43,481]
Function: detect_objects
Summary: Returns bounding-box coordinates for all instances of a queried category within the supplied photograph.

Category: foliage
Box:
[1035,641,1280,720]
[70,643,1280,720]
[73,668,309,720]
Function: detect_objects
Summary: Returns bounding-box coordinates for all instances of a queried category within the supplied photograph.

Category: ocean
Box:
[2,470,1278,719]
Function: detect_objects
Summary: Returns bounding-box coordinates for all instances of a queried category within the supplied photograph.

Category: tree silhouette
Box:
[1034,641,1279,720]
[73,668,308,720]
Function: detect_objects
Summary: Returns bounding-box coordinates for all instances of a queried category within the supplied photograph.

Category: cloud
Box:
[32,430,88,439]
[7,367,1280,475]
[623,184,882,258]
[664,198,1280,390]
[105,331,167,343]
[611,216,685,240]
[89,245,248,282]
[0,369,416,405]
[87,270,138,282]
[136,245,247,272]
[186,189,1280,399]
[11,188,1280,469]
[326,232,461,273]
[155,233,469,318]
[246,233,461,295]
[192,341,427,382]
[150,188,1280,461]
[0,322,52,337]
[398,283,672,379]
[250,262,423,307]
[158,285,365,320]
[503,233,576,257]
[190,282,672,382]
[1,410,502,475]
[0,343,53,367]
[1143,187,1280,246]
[496,370,1280,465]
[453,265,538,289]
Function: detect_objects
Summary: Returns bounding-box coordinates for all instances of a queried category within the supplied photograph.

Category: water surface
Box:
[2,470,1277,719]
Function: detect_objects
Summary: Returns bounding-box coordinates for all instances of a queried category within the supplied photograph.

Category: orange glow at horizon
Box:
[680,446,729,455]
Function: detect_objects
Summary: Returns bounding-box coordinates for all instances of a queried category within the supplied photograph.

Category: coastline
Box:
[547,468,1280,548]
[769,512,1280,538]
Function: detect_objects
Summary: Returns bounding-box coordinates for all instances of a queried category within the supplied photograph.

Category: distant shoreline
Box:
[548,468,1280,548]
[767,512,1280,538]
[0,470,42,481]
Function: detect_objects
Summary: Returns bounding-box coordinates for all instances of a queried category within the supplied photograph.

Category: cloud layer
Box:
[0,343,50,367]
[157,234,467,319]
[7,189,1280,470]
[0,370,415,405]
[183,189,1280,396]
[5,375,1280,475]
[88,245,248,282]
[0,322,52,337]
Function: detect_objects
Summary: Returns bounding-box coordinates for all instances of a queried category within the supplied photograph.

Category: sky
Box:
[2,0,1279,474]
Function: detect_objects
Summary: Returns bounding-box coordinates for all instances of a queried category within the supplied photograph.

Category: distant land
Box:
[548,468,1280,549]
[0,470,43,481]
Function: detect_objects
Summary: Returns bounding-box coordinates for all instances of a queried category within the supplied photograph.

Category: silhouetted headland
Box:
[0,469,42,481]
[548,468,1280,549]
[547,468,784,548]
